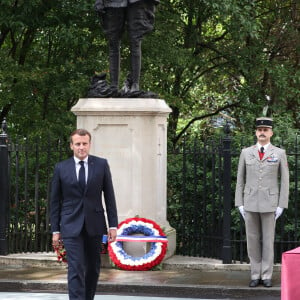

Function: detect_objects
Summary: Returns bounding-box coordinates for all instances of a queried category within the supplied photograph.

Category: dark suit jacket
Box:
[50,155,118,238]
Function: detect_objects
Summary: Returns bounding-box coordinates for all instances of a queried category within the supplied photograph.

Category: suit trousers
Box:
[245,211,276,280]
[63,226,102,300]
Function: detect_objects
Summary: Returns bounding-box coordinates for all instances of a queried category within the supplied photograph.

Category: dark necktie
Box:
[260,146,264,153]
[79,161,86,191]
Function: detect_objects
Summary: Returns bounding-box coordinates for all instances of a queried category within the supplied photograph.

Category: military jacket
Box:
[235,144,289,212]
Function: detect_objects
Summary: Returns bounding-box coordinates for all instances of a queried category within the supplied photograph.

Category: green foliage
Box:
[0,0,299,143]
[159,0,300,144]
[0,0,106,139]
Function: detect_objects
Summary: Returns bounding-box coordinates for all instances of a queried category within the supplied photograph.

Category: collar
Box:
[257,143,270,151]
[73,156,88,164]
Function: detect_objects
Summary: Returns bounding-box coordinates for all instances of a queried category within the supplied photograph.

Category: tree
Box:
[151,0,300,146]
[0,0,106,137]
[0,0,299,143]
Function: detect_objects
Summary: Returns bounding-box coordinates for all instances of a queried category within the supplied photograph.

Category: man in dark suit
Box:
[50,128,118,300]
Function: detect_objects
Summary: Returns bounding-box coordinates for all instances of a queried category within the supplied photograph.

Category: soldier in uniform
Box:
[94,0,159,94]
[235,117,289,288]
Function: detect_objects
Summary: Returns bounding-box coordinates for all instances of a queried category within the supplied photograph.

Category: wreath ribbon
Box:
[116,235,168,243]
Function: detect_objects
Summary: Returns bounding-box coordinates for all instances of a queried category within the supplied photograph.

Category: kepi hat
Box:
[256,117,273,128]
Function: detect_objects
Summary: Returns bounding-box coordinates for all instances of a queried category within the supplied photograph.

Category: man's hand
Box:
[275,207,284,220]
[108,228,117,243]
[238,206,245,220]
[52,232,62,248]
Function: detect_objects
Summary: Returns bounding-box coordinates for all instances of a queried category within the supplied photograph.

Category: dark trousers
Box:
[63,227,102,300]
[101,1,156,88]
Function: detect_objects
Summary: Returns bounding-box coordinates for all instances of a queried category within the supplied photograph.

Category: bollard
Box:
[0,118,9,255]
[222,122,232,263]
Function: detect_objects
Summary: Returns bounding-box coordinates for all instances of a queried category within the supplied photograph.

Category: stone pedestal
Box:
[71,98,176,258]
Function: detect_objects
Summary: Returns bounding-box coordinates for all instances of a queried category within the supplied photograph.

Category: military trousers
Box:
[245,211,276,280]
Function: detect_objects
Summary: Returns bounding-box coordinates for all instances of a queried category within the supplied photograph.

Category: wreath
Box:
[108,217,168,271]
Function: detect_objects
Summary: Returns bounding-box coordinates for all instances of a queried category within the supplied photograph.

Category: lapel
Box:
[252,145,260,161]
[87,155,95,187]
[67,157,78,183]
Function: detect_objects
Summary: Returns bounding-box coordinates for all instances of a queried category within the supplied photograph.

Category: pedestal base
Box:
[72,98,176,258]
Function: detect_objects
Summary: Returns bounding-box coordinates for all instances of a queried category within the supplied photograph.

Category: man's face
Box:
[70,134,91,160]
[255,127,273,144]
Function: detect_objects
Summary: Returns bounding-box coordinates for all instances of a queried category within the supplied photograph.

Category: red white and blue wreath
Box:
[108,217,168,271]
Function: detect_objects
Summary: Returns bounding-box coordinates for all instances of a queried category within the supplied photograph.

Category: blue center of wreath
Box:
[122,224,154,236]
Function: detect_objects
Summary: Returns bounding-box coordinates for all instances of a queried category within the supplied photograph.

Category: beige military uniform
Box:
[235,143,289,280]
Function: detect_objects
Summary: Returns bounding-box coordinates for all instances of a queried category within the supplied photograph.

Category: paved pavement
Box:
[0,293,238,300]
[0,253,281,299]
[0,293,211,300]
[0,293,280,300]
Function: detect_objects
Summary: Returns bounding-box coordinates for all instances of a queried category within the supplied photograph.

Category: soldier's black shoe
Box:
[263,279,272,287]
[249,279,260,287]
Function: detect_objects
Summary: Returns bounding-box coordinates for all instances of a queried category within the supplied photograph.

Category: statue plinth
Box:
[71,98,176,259]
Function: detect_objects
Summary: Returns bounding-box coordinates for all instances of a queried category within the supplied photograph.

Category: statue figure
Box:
[88,0,159,98]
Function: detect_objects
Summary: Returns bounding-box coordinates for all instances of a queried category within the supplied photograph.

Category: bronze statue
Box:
[88,0,159,98]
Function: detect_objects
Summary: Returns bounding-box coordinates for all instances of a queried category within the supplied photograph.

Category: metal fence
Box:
[0,125,70,255]
[1,121,299,263]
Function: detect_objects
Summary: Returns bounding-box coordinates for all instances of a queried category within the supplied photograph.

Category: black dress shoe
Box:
[263,279,272,287]
[249,279,260,287]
